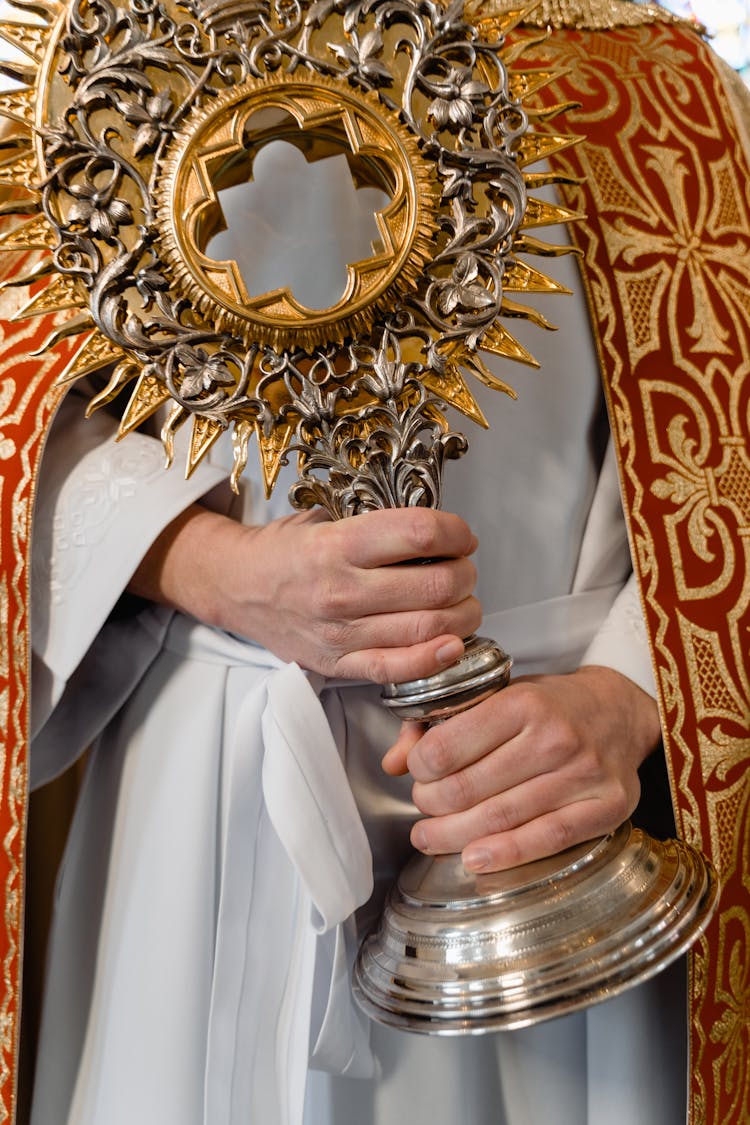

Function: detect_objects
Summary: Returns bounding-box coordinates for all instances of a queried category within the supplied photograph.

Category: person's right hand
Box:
[128,504,481,683]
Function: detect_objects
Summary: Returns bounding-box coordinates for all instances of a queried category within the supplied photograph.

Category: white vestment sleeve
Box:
[571,437,657,698]
[30,391,228,779]
[579,573,657,698]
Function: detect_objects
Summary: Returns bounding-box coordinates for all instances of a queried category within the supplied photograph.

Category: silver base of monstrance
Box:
[352,637,718,1032]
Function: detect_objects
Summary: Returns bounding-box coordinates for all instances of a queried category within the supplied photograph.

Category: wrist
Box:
[574,663,662,766]
[128,504,255,630]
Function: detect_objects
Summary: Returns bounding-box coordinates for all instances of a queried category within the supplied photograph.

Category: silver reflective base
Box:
[353,820,718,1034]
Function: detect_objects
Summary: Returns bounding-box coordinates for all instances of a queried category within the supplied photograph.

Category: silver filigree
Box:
[287,331,469,517]
[38,0,529,461]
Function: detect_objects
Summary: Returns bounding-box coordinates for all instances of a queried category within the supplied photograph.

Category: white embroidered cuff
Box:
[579,573,657,698]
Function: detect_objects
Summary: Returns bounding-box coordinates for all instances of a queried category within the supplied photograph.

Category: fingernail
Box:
[436,638,463,666]
[412,824,428,852]
[463,848,491,872]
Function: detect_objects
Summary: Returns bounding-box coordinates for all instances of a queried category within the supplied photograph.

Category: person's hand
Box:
[381,665,662,872]
[129,504,481,683]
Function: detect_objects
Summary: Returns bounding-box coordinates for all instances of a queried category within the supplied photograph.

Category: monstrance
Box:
[0,0,717,1030]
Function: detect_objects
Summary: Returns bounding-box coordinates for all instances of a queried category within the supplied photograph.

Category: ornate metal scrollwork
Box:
[0,0,579,503]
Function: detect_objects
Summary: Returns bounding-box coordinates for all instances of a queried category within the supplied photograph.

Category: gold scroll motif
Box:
[519,17,750,1124]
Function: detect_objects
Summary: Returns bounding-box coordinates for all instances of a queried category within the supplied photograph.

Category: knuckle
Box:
[442,769,476,813]
[421,729,455,777]
[543,815,577,856]
[404,507,442,557]
[411,607,458,646]
[495,833,524,869]
[607,777,637,824]
[508,681,543,717]
[361,651,389,684]
[317,653,339,678]
[411,611,440,646]
[482,796,518,837]
[460,557,478,594]
[419,565,457,607]
[319,616,353,653]
[554,716,581,754]
[460,596,483,635]
[537,716,583,768]
[626,773,642,813]
[411,781,438,815]
[309,573,343,619]
[308,524,338,568]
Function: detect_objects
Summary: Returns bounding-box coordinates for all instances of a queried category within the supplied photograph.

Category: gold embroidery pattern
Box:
[484,0,694,32]
[525,21,750,1124]
[681,618,749,727]
[712,908,750,1124]
[0,234,74,1120]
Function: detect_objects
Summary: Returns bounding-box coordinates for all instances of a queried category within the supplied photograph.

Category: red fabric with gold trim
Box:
[2,14,749,1125]
[0,242,74,1121]
[525,21,750,1125]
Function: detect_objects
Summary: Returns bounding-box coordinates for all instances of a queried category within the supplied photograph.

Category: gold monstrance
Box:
[0,0,716,1030]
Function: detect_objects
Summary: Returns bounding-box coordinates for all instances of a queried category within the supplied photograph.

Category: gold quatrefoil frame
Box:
[0,0,581,500]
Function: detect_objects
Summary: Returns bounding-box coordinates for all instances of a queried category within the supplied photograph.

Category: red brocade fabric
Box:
[522,19,750,1124]
[0,244,72,1121]
[0,13,748,1125]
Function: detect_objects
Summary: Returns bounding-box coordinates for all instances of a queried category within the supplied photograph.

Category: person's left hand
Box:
[381,665,662,873]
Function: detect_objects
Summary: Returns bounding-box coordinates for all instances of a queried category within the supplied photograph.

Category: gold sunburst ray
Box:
[523,169,584,191]
[516,130,585,169]
[0,86,35,127]
[0,150,38,188]
[498,29,552,67]
[503,258,573,295]
[117,371,173,439]
[469,3,544,40]
[421,363,489,429]
[0,253,53,291]
[186,416,226,478]
[478,322,540,368]
[11,270,81,319]
[161,402,189,469]
[509,67,570,101]
[500,296,556,330]
[85,359,141,416]
[0,20,52,63]
[28,310,94,356]
[53,328,125,386]
[512,232,580,257]
[0,196,37,215]
[524,99,582,125]
[458,344,524,391]
[0,58,35,86]
[522,194,583,228]
[230,419,254,494]
[5,0,62,22]
[0,211,56,251]
[0,132,33,159]
[0,0,582,490]
[255,418,297,497]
